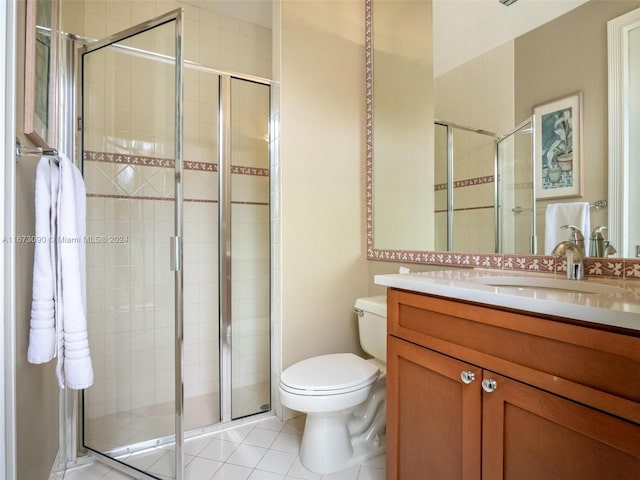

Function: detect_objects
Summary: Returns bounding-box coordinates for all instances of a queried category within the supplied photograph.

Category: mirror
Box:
[368,0,640,262]
[369,0,434,253]
[608,6,640,258]
[24,0,59,148]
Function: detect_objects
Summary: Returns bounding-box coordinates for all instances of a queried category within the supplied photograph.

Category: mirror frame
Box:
[24,0,59,148]
[365,0,640,274]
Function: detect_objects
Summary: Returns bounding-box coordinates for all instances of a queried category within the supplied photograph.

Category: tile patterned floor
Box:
[85,385,271,453]
[63,415,386,480]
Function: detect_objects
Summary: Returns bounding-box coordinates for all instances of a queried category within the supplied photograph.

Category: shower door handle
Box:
[170,236,182,271]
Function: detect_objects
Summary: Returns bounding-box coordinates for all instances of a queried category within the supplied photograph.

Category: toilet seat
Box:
[280,353,379,396]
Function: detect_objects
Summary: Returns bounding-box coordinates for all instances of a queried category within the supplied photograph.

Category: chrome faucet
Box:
[552,241,585,280]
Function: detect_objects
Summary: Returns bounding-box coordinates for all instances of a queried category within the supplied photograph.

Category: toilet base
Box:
[298,394,386,474]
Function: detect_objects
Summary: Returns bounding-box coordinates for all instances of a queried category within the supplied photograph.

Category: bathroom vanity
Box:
[376,271,640,479]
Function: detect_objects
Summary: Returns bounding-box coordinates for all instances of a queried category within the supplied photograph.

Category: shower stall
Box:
[76,9,272,479]
[434,119,535,254]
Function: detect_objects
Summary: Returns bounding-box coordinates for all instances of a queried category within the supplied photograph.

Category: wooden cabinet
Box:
[386,288,640,480]
[482,371,640,479]
[387,335,482,479]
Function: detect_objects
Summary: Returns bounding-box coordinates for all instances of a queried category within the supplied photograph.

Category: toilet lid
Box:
[281,353,379,394]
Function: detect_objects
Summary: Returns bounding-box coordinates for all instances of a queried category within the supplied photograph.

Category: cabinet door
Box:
[482,371,640,479]
[387,336,482,480]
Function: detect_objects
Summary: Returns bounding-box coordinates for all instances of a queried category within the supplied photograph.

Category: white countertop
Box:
[375,269,640,332]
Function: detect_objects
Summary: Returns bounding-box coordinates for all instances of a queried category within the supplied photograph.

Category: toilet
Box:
[279,295,387,474]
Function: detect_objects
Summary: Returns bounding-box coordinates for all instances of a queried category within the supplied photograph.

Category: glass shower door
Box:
[80,11,184,479]
[181,73,272,432]
[450,127,496,253]
[497,120,535,254]
[434,121,496,252]
[229,78,271,419]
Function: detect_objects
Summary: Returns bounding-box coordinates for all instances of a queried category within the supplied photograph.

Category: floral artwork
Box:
[534,92,583,199]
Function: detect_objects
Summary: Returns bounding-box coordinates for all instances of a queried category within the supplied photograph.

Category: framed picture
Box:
[24,0,59,148]
[534,91,583,199]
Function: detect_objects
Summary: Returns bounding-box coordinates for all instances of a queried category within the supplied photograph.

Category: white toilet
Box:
[279,295,387,474]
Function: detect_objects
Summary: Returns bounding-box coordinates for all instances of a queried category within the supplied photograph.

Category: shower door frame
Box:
[218,74,273,424]
[434,120,498,252]
[78,9,186,479]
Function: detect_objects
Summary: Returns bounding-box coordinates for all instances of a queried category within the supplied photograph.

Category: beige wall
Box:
[14,1,61,478]
[367,260,455,295]
[279,0,369,373]
[515,0,640,253]
[373,0,434,252]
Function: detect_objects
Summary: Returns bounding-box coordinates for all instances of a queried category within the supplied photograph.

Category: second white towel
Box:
[56,155,93,390]
[544,202,591,255]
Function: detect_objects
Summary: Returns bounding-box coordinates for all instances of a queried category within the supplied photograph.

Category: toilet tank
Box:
[354,295,387,363]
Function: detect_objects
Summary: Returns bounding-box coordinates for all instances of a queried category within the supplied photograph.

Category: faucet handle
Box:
[561,225,585,251]
[591,225,608,236]
[561,224,584,239]
[590,226,609,257]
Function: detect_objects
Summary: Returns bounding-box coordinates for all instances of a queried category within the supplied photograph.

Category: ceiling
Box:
[182,0,272,29]
[181,0,589,76]
[433,0,589,76]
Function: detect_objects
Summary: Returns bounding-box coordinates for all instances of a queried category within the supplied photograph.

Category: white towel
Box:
[56,155,93,390]
[27,154,93,390]
[27,157,59,364]
[544,202,591,255]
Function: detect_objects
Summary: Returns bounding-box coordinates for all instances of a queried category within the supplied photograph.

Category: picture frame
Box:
[534,91,583,199]
[24,0,59,148]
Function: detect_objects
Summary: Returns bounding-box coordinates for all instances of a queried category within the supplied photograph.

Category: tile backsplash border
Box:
[84,150,269,176]
[368,250,640,280]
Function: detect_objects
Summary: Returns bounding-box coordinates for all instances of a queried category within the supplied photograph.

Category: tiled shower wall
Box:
[434,41,515,253]
[63,1,272,420]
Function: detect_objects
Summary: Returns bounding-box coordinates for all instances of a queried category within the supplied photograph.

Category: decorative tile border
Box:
[85,151,174,168]
[232,166,269,177]
[625,259,640,279]
[434,175,494,191]
[502,254,557,273]
[84,151,269,177]
[368,248,640,280]
[186,161,216,172]
[585,258,626,278]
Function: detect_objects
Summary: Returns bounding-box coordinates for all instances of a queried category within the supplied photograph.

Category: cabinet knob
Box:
[482,379,498,393]
[460,371,476,384]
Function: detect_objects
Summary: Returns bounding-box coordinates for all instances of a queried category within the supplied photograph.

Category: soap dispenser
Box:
[590,226,608,257]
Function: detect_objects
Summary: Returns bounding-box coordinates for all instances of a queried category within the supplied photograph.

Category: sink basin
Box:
[468,276,628,295]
